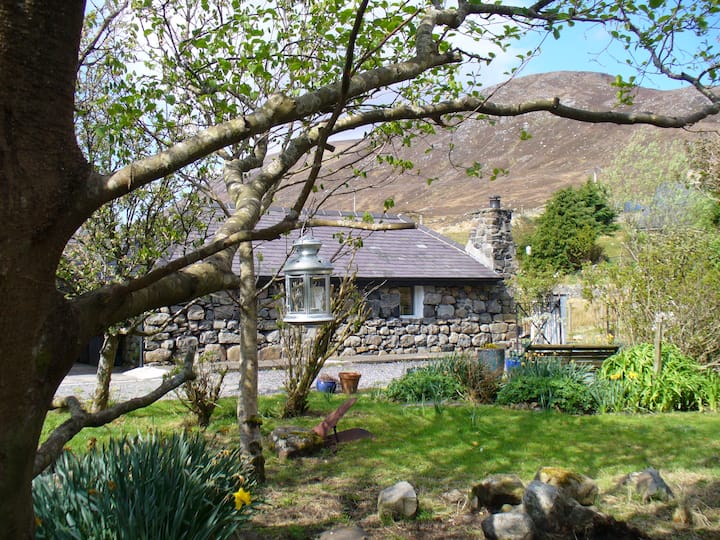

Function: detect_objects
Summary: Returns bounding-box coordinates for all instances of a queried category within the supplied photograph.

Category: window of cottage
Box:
[399,286,424,318]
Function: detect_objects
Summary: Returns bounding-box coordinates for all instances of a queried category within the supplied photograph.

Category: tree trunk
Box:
[91,333,120,413]
[236,241,265,482]
[0,287,84,539]
[0,3,89,537]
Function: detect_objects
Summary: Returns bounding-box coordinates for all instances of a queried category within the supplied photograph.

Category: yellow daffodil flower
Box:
[233,488,252,510]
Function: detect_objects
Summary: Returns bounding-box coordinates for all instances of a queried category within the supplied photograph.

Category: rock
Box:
[144,348,173,364]
[218,330,242,344]
[441,489,468,508]
[481,510,536,540]
[318,525,368,540]
[377,481,418,519]
[257,345,282,361]
[471,474,525,512]
[267,426,323,459]
[199,330,218,344]
[201,343,226,362]
[533,466,598,505]
[176,336,198,352]
[424,292,443,305]
[625,467,674,502]
[187,304,205,321]
[226,345,241,362]
[213,304,237,319]
[144,312,171,326]
[523,480,596,536]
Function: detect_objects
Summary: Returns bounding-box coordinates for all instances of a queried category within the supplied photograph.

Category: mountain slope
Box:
[273,71,718,229]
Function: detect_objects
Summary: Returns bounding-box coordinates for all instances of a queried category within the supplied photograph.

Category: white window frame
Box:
[399,285,424,319]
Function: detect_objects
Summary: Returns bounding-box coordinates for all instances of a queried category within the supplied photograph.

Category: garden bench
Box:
[312,398,372,446]
[526,344,620,370]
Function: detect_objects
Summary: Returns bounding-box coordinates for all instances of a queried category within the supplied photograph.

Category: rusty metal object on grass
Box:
[312,397,373,447]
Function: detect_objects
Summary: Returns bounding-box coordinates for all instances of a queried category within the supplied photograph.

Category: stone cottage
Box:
[142,198,518,364]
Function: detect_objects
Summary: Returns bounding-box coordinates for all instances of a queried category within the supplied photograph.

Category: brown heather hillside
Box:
[271,71,719,234]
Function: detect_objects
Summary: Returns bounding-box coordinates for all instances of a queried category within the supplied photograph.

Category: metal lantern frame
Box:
[282,236,334,324]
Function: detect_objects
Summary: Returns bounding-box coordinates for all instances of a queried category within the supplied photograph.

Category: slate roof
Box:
[243,207,501,283]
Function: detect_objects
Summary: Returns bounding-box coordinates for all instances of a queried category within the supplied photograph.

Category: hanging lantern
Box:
[282,236,334,324]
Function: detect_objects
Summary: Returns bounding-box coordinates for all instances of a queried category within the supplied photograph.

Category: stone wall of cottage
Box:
[142,283,517,364]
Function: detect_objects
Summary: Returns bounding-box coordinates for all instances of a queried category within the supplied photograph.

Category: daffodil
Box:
[610,372,622,380]
[233,488,252,510]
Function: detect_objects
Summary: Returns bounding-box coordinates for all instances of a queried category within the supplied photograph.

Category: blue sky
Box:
[449,14,701,92]
[518,24,688,90]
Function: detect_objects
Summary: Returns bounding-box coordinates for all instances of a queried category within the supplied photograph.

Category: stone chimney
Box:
[465,196,517,276]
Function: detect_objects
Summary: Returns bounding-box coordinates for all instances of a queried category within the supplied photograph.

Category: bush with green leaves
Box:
[519,180,617,274]
[385,367,463,404]
[33,432,256,540]
[496,358,596,414]
[385,354,502,404]
[598,343,718,412]
[583,228,720,364]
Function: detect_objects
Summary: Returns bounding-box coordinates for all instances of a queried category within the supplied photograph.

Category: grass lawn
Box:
[42,392,720,539]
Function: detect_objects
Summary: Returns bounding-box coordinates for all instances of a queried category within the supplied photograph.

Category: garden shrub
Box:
[432,354,502,403]
[385,368,462,403]
[33,432,256,540]
[496,358,596,414]
[385,354,502,404]
[175,352,228,427]
[599,343,717,412]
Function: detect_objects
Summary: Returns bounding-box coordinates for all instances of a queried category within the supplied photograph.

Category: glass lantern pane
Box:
[309,276,327,313]
[288,276,305,312]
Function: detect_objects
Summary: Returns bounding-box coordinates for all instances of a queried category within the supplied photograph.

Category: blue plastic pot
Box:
[316,379,337,393]
[504,358,521,372]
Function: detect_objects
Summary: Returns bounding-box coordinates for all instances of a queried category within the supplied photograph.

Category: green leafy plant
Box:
[33,432,256,540]
[587,378,629,414]
[599,343,715,412]
[496,358,596,414]
[385,354,502,404]
[385,367,463,404]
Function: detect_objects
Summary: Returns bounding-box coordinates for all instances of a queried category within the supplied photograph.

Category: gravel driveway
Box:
[55,359,433,402]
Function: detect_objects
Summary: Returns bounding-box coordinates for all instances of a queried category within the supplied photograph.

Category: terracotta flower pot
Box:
[338,371,361,394]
